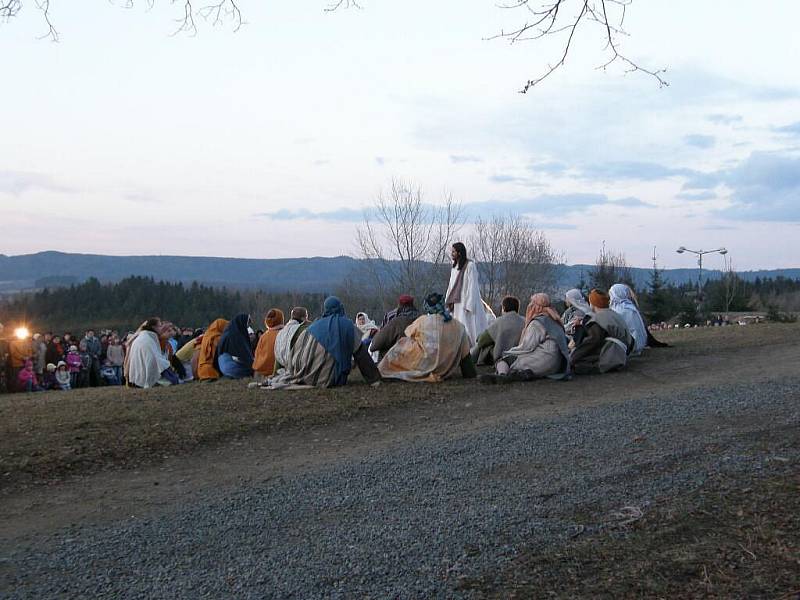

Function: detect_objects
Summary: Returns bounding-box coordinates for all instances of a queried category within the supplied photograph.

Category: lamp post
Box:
[676,246,728,298]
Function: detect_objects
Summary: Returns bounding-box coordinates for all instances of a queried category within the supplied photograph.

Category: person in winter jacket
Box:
[105,336,125,385]
[42,363,58,390]
[82,330,102,387]
[66,345,82,389]
[32,333,47,377]
[46,335,65,365]
[17,359,42,392]
[77,340,92,388]
[55,361,71,390]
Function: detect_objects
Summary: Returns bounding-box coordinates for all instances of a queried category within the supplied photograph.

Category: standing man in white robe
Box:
[445,242,488,345]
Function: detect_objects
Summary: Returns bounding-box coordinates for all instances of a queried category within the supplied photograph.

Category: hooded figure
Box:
[264,297,380,389]
[55,361,71,390]
[126,326,172,388]
[378,292,475,383]
[253,308,285,378]
[562,289,592,336]
[485,293,570,383]
[609,283,648,356]
[216,314,255,379]
[196,319,229,381]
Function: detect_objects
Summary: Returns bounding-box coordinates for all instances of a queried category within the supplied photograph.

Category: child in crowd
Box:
[66,345,82,388]
[100,365,121,386]
[105,336,125,384]
[17,359,42,392]
[55,361,71,390]
[42,363,58,390]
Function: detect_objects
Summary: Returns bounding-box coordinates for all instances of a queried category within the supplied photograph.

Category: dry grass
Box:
[1,322,797,492]
[471,468,800,599]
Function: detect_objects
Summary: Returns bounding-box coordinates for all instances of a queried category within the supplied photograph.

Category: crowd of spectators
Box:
[0,322,197,394]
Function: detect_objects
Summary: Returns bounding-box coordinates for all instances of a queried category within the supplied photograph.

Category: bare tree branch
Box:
[490,0,667,92]
[34,0,57,41]
[355,178,464,304]
[0,0,22,20]
[324,0,362,11]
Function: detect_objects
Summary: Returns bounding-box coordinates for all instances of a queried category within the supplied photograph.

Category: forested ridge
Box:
[2,272,799,334]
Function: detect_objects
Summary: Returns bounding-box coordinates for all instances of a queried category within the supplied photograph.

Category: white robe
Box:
[609,284,648,356]
[126,330,171,388]
[446,260,488,345]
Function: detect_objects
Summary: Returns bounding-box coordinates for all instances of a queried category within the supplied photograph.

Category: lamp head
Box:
[676,246,686,254]
[719,248,728,255]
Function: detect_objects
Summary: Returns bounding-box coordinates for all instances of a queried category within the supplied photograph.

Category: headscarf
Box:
[423,292,452,322]
[217,314,254,365]
[610,283,648,354]
[565,289,592,314]
[307,296,355,386]
[196,318,229,379]
[355,312,378,340]
[524,293,563,331]
[609,284,637,310]
[588,289,610,309]
[252,309,285,376]
[265,308,285,330]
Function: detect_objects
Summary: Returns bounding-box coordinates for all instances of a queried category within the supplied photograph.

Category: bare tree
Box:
[355,178,464,309]
[722,254,739,317]
[470,214,562,309]
[3,1,664,92]
[489,0,667,92]
[589,241,633,291]
[1,0,243,40]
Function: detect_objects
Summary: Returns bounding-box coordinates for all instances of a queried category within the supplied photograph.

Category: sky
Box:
[2,0,799,270]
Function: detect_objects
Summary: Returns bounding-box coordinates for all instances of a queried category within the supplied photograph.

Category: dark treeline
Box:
[2,271,799,334]
[0,277,352,333]
[635,272,800,325]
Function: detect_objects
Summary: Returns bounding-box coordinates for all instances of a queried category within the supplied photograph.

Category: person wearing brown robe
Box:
[370,295,420,361]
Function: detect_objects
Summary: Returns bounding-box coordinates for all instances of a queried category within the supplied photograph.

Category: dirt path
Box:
[3,326,798,546]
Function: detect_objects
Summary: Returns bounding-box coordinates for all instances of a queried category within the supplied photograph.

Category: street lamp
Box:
[675,246,728,296]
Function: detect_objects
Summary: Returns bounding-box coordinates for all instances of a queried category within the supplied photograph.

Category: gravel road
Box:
[4,376,799,599]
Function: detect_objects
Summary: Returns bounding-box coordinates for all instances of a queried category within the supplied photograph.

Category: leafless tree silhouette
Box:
[355,178,464,305]
[469,214,562,309]
[1,1,243,39]
[2,1,665,90]
[488,0,667,91]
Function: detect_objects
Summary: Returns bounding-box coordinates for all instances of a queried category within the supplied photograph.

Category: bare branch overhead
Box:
[489,0,667,92]
[1,1,667,92]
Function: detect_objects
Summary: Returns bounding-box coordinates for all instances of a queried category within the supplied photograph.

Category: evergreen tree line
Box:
[1,268,798,335]
[0,277,345,333]
[589,264,800,325]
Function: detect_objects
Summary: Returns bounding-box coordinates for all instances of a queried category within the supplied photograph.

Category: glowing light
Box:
[14,327,30,340]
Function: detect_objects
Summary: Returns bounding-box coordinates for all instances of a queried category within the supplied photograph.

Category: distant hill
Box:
[1,251,798,294]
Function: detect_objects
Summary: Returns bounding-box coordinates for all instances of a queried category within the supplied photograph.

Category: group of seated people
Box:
[20,282,657,392]
[125,284,657,390]
[471,283,656,383]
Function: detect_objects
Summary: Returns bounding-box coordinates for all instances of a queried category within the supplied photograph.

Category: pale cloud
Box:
[706,114,743,125]
[0,170,74,196]
[449,155,483,164]
[684,134,716,149]
[722,151,800,221]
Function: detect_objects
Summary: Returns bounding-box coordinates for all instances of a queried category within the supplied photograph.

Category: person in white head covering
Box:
[562,289,592,336]
[609,283,648,356]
